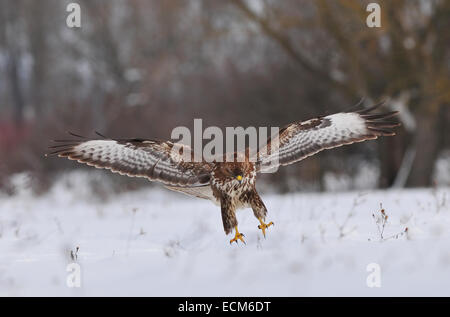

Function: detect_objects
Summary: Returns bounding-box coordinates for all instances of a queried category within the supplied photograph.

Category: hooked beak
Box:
[236,175,243,183]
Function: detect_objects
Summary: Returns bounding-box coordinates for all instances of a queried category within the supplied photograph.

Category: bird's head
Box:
[217,163,245,184]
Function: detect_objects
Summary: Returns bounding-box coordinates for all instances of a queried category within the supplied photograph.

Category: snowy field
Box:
[0,172,449,296]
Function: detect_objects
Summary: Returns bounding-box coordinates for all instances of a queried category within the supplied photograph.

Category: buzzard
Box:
[48,102,399,244]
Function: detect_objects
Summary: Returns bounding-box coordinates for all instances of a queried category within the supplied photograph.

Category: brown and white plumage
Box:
[48,102,399,244]
[48,136,213,186]
[256,102,399,172]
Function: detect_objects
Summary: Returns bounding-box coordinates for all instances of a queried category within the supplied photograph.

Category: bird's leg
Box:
[230,226,246,244]
[249,190,274,238]
[220,196,245,244]
[257,218,274,238]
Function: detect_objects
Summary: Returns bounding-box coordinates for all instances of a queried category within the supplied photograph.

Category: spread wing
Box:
[256,102,400,173]
[165,184,217,202]
[47,134,213,186]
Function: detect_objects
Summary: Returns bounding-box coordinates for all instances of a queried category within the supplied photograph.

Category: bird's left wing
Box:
[47,134,213,186]
[256,102,400,173]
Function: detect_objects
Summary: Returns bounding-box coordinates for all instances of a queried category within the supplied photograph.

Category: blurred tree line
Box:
[0,0,449,194]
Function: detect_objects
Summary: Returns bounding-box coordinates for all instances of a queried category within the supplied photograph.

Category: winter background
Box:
[1,170,449,296]
[1,1,450,296]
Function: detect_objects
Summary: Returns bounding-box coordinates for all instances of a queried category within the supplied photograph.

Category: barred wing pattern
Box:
[48,136,213,186]
[257,103,399,172]
[165,184,217,202]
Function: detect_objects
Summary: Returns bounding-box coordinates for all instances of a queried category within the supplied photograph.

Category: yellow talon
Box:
[230,226,246,245]
[258,218,274,238]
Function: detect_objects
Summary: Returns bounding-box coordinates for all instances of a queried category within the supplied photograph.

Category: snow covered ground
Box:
[0,172,449,296]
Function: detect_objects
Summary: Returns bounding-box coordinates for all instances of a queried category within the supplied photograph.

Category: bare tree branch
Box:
[230,0,357,98]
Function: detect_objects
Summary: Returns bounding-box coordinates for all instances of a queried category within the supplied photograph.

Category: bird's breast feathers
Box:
[211,169,256,209]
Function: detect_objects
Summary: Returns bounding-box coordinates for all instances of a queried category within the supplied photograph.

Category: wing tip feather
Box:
[359,103,400,137]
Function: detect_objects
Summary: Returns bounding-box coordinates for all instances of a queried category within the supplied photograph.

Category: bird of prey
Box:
[48,102,399,244]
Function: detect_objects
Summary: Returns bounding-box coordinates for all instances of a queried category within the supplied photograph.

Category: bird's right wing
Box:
[165,184,217,202]
[47,134,213,186]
